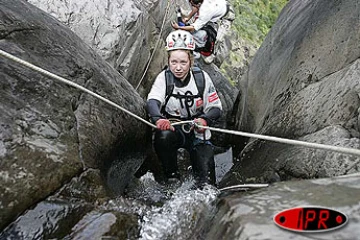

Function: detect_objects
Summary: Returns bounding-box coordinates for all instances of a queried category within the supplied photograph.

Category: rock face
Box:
[224,0,360,185]
[0,0,147,230]
[26,0,171,94]
[0,169,140,239]
[66,210,139,240]
[24,0,239,131]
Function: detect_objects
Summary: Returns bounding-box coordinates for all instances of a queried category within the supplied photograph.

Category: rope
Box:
[171,120,193,126]
[199,125,360,157]
[0,49,156,129]
[2,49,360,159]
[135,0,172,90]
[168,120,360,157]
[219,183,269,192]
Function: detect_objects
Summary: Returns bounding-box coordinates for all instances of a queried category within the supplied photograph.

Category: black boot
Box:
[154,130,181,182]
[190,143,216,188]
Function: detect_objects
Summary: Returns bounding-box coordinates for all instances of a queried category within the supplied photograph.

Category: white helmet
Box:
[165,30,195,51]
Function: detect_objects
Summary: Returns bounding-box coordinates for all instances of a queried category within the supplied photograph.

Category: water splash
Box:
[120,173,220,240]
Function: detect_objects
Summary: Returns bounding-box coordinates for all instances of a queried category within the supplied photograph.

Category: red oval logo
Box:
[273,206,348,233]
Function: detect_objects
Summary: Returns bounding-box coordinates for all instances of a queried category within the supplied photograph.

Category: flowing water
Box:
[104,173,219,240]
[4,146,359,239]
[0,149,233,239]
[103,148,234,239]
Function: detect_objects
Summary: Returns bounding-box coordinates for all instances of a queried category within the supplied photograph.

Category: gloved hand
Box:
[193,118,207,133]
[156,119,175,131]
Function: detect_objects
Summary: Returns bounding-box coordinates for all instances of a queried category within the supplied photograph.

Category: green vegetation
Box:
[231,0,289,46]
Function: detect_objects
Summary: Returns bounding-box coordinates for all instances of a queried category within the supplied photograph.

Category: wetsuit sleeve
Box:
[146,99,164,123]
[199,107,222,126]
[199,71,222,126]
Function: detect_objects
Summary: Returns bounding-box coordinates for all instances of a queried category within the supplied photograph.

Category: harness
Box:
[163,67,205,120]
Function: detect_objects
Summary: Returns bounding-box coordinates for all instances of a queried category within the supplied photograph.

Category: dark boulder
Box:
[224,0,360,185]
[0,0,148,230]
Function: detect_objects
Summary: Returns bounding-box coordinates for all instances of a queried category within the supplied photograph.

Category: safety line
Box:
[219,183,269,192]
[135,0,172,90]
[201,125,360,157]
[2,49,360,159]
[171,120,193,126]
[0,49,157,129]
[170,120,360,157]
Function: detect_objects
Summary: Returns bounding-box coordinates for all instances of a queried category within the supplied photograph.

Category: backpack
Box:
[164,66,205,110]
[196,24,217,56]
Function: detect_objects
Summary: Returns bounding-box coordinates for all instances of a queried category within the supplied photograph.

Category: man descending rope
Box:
[171,0,235,64]
[146,30,223,188]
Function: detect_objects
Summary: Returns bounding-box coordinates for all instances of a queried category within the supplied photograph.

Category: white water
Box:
[105,172,220,240]
[137,173,219,240]
[103,148,233,239]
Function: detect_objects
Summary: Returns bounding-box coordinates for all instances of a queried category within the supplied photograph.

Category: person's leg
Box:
[189,141,216,187]
[197,23,218,64]
[154,130,182,179]
[192,29,207,50]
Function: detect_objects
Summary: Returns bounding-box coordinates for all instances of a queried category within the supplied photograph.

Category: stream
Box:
[120,148,234,239]
[0,149,233,239]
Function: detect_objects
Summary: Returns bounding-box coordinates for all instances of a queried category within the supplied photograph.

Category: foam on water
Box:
[126,173,220,240]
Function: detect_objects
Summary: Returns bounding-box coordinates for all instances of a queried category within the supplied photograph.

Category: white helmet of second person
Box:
[165,30,195,51]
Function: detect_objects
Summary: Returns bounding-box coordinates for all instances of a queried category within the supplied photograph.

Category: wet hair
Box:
[168,50,194,67]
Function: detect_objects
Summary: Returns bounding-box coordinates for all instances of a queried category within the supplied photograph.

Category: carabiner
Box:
[181,122,194,133]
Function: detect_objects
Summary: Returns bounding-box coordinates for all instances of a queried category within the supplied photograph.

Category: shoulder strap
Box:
[164,66,205,101]
[164,68,174,106]
[192,66,205,98]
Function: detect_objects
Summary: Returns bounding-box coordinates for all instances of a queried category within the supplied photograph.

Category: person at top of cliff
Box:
[146,29,222,187]
[171,0,235,64]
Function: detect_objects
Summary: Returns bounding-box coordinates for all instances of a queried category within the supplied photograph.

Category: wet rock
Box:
[0,199,93,240]
[221,125,360,186]
[229,0,360,183]
[205,173,360,240]
[106,151,147,195]
[56,169,110,204]
[66,210,139,240]
[26,0,169,92]
[0,0,147,230]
